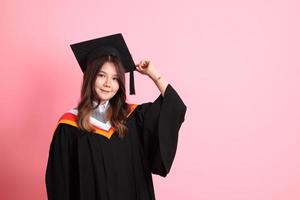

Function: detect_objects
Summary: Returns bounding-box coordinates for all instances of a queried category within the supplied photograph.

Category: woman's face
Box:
[95,62,120,104]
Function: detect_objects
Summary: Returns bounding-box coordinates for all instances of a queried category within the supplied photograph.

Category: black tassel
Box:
[129,71,135,95]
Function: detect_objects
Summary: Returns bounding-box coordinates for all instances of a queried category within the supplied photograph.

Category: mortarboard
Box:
[70,33,136,94]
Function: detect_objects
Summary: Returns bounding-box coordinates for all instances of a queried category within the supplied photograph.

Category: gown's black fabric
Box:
[46,84,186,200]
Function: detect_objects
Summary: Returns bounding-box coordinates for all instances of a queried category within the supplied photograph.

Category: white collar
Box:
[68,108,112,131]
[93,101,110,113]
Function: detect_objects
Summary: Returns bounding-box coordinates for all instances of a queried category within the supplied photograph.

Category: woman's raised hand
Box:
[135,59,168,96]
[135,59,154,76]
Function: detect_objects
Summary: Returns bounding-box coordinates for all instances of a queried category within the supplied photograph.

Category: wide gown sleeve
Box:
[136,84,187,177]
[45,124,79,200]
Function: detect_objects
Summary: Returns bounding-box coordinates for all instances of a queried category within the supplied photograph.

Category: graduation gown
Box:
[46,84,186,200]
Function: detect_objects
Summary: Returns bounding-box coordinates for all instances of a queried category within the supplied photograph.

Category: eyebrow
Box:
[98,70,118,77]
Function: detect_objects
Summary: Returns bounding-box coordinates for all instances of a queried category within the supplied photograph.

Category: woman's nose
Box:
[104,77,111,86]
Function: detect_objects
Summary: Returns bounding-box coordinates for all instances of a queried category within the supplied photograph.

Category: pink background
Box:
[1,0,300,199]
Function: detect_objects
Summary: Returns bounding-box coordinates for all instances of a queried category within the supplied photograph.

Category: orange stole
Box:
[58,104,138,139]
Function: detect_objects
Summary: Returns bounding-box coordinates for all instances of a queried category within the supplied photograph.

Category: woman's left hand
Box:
[135,59,156,76]
[136,59,161,82]
[135,59,168,96]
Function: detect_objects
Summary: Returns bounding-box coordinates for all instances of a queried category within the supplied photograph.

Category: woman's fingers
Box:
[136,59,151,74]
[141,60,150,68]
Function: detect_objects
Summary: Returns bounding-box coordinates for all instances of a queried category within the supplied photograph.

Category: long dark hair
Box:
[77,55,129,137]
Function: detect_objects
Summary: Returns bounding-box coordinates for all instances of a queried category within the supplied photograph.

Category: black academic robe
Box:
[46,84,186,200]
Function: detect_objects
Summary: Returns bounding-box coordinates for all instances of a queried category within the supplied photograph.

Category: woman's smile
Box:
[100,89,110,93]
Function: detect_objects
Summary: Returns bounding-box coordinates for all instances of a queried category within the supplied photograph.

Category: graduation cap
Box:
[70,33,136,94]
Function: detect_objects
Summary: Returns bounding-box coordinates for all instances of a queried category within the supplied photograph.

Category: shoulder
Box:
[57,108,79,129]
[127,103,139,116]
[52,108,82,139]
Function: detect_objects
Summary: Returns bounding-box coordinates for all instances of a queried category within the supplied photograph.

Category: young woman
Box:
[46,34,186,200]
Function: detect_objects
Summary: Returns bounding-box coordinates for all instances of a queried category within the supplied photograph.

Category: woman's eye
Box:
[98,74,105,77]
[112,77,118,81]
